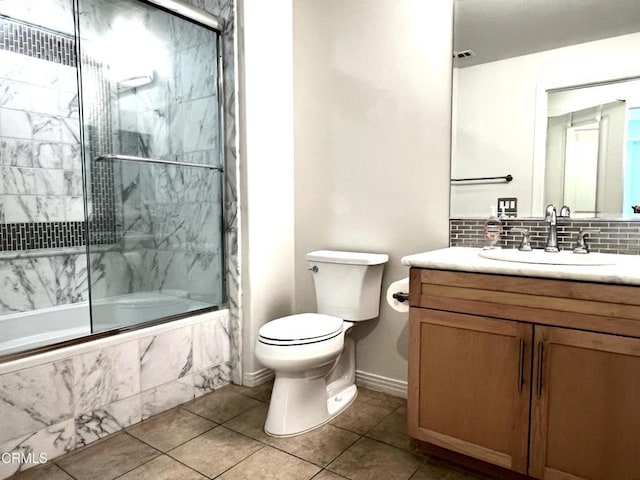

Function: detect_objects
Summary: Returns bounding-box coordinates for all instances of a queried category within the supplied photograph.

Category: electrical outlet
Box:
[497,197,517,217]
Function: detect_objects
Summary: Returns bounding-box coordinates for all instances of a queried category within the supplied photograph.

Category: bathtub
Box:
[0,303,91,356]
[91,292,213,330]
[0,292,214,356]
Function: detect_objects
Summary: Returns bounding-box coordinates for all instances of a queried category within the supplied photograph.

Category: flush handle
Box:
[308,266,318,273]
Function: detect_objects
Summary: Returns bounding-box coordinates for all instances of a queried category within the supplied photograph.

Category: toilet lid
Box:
[258,313,343,343]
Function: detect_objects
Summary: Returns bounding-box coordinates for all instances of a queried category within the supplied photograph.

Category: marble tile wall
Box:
[0,49,82,225]
[184,0,241,384]
[0,11,86,266]
[0,249,88,315]
[0,310,231,479]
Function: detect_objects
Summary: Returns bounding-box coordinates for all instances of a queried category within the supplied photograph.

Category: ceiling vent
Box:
[454,50,476,59]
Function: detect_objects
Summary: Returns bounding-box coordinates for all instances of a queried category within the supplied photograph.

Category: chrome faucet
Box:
[544,204,559,252]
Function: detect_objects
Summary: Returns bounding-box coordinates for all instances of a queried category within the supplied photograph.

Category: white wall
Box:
[238,0,296,383]
[293,0,453,392]
[452,32,640,218]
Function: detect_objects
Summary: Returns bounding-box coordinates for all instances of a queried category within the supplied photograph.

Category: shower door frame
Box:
[77,0,229,330]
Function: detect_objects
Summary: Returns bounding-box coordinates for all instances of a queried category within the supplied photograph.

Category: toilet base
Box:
[264,335,358,437]
[264,381,357,437]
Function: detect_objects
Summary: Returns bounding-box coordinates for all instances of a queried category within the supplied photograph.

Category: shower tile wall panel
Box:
[0,251,88,315]
[86,250,135,299]
[0,49,83,226]
[0,32,87,312]
[450,218,640,254]
[202,0,241,385]
[0,14,117,253]
[0,311,231,479]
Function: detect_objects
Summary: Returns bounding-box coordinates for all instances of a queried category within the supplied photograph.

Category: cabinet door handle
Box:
[536,341,544,396]
[517,338,525,392]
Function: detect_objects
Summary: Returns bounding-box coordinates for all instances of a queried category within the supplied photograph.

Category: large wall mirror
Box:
[451,0,640,219]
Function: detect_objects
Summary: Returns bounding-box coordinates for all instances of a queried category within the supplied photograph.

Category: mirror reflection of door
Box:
[545,101,626,217]
[625,108,640,213]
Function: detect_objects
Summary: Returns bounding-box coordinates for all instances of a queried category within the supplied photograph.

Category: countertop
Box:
[401,247,640,287]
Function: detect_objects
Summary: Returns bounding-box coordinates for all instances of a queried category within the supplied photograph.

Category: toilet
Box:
[255,250,389,437]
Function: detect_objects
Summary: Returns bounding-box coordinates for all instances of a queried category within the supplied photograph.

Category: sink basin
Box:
[478,249,619,266]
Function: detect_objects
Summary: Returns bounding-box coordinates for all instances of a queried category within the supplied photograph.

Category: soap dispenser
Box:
[483,206,503,249]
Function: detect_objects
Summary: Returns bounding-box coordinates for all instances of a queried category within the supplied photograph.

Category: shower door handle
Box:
[96,154,223,171]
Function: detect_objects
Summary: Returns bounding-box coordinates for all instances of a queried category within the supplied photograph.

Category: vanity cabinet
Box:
[407,268,640,480]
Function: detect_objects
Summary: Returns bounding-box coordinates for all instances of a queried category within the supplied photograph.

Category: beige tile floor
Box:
[11,383,494,480]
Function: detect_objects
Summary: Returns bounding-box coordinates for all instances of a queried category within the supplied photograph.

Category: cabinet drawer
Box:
[409,268,640,338]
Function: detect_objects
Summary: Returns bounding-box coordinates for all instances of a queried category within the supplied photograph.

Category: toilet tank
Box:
[306,250,389,321]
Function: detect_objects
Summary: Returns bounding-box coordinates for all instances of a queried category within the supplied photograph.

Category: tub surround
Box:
[402,246,640,286]
[0,1,240,476]
[0,309,230,479]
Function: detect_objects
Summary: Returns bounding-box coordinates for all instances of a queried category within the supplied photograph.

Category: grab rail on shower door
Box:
[95,154,224,171]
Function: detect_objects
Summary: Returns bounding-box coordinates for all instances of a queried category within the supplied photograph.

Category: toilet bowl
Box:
[255,250,388,437]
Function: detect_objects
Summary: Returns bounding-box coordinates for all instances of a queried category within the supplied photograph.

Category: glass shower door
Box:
[76,0,225,331]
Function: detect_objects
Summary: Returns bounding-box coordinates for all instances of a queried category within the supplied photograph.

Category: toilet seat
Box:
[258,313,343,346]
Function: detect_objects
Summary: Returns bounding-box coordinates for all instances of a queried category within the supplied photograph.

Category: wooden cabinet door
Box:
[530,326,640,479]
[408,308,532,474]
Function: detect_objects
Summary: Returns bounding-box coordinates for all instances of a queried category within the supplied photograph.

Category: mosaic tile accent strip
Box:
[0,221,85,252]
[450,218,640,255]
[0,16,76,66]
[82,59,118,247]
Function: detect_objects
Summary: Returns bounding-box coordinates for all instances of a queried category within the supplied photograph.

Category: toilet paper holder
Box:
[392,292,409,303]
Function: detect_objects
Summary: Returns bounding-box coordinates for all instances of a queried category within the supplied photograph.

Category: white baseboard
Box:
[242,367,274,387]
[243,367,407,398]
[355,370,408,399]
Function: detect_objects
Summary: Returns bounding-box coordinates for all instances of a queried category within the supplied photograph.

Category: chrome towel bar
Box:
[451,174,512,183]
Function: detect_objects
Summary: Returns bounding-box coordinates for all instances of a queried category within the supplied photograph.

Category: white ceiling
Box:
[454,0,640,67]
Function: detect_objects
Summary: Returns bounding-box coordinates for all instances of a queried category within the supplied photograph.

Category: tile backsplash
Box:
[450,218,640,255]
